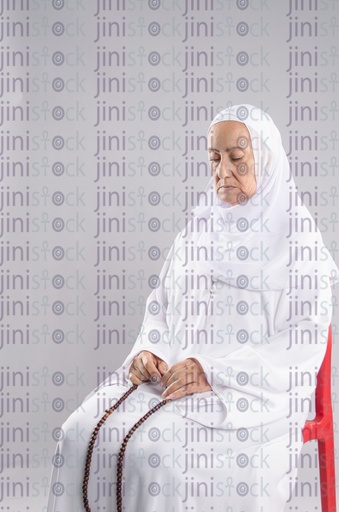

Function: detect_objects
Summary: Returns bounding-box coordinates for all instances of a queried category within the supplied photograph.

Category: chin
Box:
[217,190,238,206]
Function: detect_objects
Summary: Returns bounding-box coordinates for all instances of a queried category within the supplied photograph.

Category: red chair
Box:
[302,324,336,512]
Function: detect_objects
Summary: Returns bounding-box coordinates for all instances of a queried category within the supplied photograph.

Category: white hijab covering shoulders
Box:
[190,104,339,291]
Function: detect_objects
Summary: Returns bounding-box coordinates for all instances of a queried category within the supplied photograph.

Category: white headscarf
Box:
[190,104,339,291]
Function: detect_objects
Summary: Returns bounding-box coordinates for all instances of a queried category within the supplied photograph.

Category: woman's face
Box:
[208,120,256,206]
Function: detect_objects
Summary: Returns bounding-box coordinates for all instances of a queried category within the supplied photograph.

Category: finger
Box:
[130,360,149,380]
[163,382,196,400]
[157,359,168,376]
[130,361,149,382]
[162,374,195,398]
[164,360,190,377]
[129,372,142,386]
[161,361,208,396]
[161,368,174,388]
[141,354,162,382]
[161,361,189,387]
[165,369,194,390]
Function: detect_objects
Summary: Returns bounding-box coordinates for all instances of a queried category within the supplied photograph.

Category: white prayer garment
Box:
[47,105,339,512]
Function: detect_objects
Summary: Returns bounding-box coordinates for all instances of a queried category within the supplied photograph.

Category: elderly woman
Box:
[48,104,338,512]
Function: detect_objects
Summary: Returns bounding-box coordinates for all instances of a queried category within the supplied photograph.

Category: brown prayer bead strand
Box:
[116,398,171,512]
[82,384,138,512]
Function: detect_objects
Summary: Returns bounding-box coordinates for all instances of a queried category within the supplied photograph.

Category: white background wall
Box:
[3,1,339,510]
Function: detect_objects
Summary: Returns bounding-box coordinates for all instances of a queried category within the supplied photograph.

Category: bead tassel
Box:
[82,384,171,512]
[115,398,170,512]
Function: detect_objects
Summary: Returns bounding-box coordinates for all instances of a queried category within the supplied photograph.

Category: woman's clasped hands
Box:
[129,350,212,400]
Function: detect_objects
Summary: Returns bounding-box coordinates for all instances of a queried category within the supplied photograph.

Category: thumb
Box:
[157,359,168,376]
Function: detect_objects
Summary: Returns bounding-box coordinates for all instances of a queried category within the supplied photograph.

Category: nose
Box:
[217,157,233,179]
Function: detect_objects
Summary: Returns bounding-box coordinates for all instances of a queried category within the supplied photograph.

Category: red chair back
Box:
[302,324,336,512]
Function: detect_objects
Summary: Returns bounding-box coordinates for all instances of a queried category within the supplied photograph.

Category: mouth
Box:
[217,185,236,192]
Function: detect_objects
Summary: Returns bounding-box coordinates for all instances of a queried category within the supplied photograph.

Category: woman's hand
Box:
[129,351,168,386]
[161,358,212,400]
